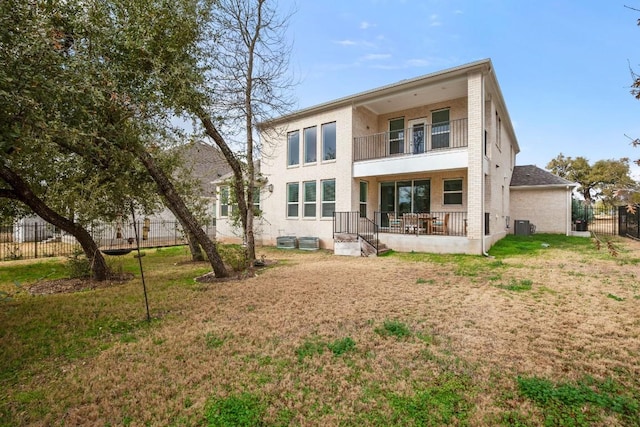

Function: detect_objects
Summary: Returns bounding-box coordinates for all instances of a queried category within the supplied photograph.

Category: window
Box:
[287,182,299,217]
[321,179,335,217]
[380,179,431,216]
[252,187,261,215]
[287,130,299,166]
[443,179,463,205]
[304,126,317,164]
[303,181,316,217]
[322,122,336,161]
[431,109,450,149]
[389,117,404,154]
[220,186,230,217]
[359,181,368,218]
[495,112,502,150]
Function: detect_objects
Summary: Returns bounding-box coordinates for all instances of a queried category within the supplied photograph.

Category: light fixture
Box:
[267,184,274,193]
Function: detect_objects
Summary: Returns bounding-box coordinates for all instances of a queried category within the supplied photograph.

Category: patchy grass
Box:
[1,237,640,425]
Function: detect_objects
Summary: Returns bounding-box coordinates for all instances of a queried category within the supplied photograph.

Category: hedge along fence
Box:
[0,221,216,262]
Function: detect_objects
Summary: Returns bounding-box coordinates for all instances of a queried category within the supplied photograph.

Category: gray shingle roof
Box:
[175,141,232,197]
[510,165,575,187]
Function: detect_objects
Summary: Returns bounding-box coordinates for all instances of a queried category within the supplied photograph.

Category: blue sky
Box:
[279,0,640,178]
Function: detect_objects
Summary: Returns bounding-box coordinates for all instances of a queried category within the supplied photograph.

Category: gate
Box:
[571,202,618,236]
[619,205,640,239]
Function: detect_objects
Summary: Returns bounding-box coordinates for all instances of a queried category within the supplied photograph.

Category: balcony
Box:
[353,118,468,162]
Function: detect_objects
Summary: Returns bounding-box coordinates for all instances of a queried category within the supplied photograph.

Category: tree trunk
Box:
[0,164,110,280]
[165,203,204,261]
[135,149,228,277]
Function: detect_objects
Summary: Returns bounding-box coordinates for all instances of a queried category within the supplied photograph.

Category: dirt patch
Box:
[28,273,134,295]
[194,259,278,283]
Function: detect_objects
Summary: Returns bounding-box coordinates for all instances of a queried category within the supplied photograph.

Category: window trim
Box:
[443,178,463,205]
[321,179,336,218]
[321,121,337,162]
[303,126,317,164]
[219,186,230,218]
[303,181,317,218]
[287,130,300,167]
[286,182,299,218]
[359,181,368,218]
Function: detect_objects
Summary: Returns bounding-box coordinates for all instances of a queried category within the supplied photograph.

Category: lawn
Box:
[1,236,639,426]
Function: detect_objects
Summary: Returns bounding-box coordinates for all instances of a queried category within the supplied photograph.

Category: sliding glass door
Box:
[380,180,431,215]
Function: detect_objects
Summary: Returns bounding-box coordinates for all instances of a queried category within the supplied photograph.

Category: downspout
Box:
[566,185,571,236]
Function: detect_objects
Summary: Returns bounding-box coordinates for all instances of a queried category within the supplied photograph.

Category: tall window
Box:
[431,109,450,149]
[303,181,316,217]
[443,179,463,205]
[389,117,405,154]
[359,181,368,218]
[495,112,502,151]
[380,180,430,215]
[287,130,299,166]
[321,179,335,217]
[304,126,317,164]
[252,187,261,215]
[220,186,230,217]
[287,182,299,217]
[322,122,336,161]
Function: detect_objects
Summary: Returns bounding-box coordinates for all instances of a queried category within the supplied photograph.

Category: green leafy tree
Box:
[547,154,637,205]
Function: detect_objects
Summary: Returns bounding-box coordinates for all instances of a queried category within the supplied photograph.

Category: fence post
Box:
[34,222,38,259]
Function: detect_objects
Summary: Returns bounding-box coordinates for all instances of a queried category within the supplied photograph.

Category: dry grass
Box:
[1,238,640,425]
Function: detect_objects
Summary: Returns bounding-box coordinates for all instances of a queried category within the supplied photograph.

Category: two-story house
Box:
[219,59,528,254]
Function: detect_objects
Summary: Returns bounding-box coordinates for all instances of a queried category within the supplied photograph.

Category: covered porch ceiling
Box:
[353,75,468,115]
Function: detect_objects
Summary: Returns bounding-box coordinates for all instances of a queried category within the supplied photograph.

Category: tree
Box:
[205,0,295,262]
[547,154,637,204]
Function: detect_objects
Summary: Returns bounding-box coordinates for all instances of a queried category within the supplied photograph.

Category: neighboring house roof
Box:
[175,141,232,198]
[510,165,576,188]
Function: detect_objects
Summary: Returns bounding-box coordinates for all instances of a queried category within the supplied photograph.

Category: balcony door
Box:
[408,118,426,154]
[431,109,450,149]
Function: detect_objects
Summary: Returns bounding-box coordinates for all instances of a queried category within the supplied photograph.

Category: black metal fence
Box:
[619,205,640,239]
[0,221,215,262]
[571,203,619,236]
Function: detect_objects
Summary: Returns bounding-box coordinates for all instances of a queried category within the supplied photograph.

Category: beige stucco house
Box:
[213,59,573,254]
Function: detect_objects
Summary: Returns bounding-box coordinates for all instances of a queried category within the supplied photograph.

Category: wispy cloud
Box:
[406,59,430,67]
[453,9,464,15]
[359,21,375,30]
[361,53,391,61]
[335,39,358,46]
[429,14,442,27]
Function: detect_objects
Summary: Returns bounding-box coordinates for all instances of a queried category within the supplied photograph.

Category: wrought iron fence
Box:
[0,221,215,262]
[571,203,619,236]
[619,205,640,239]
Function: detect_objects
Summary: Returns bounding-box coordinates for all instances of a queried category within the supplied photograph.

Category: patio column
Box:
[466,70,484,245]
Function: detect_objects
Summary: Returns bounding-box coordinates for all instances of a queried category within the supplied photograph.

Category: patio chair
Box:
[431,213,449,235]
[403,213,418,233]
[388,213,402,231]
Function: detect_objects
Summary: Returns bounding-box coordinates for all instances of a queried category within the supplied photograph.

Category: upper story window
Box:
[322,122,336,161]
[431,109,450,149]
[495,111,502,151]
[252,187,261,215]
[389,117,404,155]
[287,182,299,217]
[219,186,230,217]
[304,126,317,164]
[287,130,299,166]
[443,179,463,205]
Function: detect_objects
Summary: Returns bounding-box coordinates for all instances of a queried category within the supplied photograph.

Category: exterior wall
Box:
[258,105,354,249]
[510,188,571,234]
[372,97,468,134]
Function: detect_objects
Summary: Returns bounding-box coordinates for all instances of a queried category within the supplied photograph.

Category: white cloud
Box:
[361,53,391,61]
[406,59,430,67]
[359,21,375,30]
[430,14,442,27]
[335,39,358,46]
[453,9,464,15]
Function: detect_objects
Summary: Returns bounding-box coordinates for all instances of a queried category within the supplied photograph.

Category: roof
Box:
[510,165,576,188]
[175,141,232,197]
[262,58,520,154]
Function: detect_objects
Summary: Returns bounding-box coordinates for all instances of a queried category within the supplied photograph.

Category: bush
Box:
[218,244,248,272]
[65,249,91,278]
